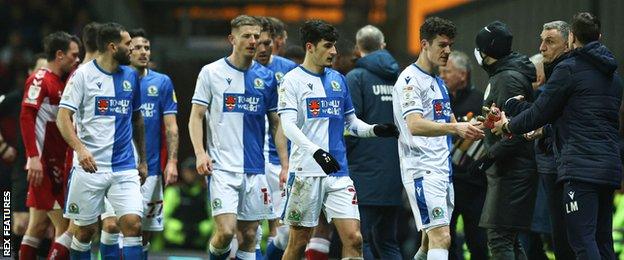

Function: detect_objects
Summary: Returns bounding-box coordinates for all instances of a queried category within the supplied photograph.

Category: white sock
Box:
[56,232,72,248]
[306,237,330,253]
[274,225,289,250]
[209,242,231,256]
[256,225,263,250]
[122,236,142,247]
[427,249,448,260]
[100,231,120,245]
[228,235,238,258]
[70,237,91,252]
[21,235,41,248]
[413,248,427,260]
[235,250,255,260]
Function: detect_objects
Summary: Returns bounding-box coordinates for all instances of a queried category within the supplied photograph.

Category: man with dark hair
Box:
[439,50,488,260]
[128,27,180,259]
[494,12,622,259]
[18,31,80,260]
[57,22,147,259]
[251,15,296,260]
[188,14,287,260]
[283,45,305,64]
[278,19,398,260]
[346,24,402,260]
[332,39,356,75]
[392,17,484,260]
[268,17,288,56]
[81,22,101,61]
[471,20,538,259]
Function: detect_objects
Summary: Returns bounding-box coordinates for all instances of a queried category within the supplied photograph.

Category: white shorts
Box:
[282,175,359,227]
[101,197,116,220]
[403,171,454,231]
[265,162,286,219]
[141,175,164,231]
[208,170,273,221]
[64,167,143,226]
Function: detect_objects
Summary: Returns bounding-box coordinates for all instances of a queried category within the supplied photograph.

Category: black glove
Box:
[468,156,495,176]
[313,149,340,174]
[373,123,399,138]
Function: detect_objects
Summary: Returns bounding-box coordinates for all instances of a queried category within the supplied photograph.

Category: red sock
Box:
[19,243,38,260]
[305,248,329,260]
[48,242,70,260]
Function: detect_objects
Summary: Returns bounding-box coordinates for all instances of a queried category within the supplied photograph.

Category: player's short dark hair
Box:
[230,15,261,32]
[268,17,287,37]
[96,22,126,53]
[43,31,74,61]
[571,12,600,45]
[283,44,305,63]
[299,20,339,49]
[129,28,148,39]
[255,16,276,39]
[82,22,101,53]
[420,17,456,42]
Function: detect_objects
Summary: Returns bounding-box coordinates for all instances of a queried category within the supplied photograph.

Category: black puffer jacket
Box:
[479,52,538,229]
[507,41,623,188]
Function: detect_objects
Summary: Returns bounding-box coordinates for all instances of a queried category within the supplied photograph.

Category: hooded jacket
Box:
[479,52,538,229]
[507,41,623,188]
[345,49,402,205]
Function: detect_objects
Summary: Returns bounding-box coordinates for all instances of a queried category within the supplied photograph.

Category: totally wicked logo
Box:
[432,99,451,121]
[222,93,264,115]
[306,97,342,118]
[95,96,132,116]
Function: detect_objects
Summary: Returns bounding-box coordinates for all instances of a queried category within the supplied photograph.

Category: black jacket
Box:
[345,50,403,206]
[507,41,623,188]
[479,52,538,229]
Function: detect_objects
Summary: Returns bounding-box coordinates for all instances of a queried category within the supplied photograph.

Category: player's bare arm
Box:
[163,114,179,185]
[406,113,484,140]
[57,107,97,173]
[269,111,289,186]
[132,110,148,183]
[188,103,213,175]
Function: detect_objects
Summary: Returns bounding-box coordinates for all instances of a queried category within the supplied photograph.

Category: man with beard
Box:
[188,15,287,260]
[471,20,537,259]
[494,12,623,259]
[18,31,80,260]
[392,17,484,260]
[56,22,147,259]
[252,16,295,260]
[278,19,398,259]
[129,28,180,259]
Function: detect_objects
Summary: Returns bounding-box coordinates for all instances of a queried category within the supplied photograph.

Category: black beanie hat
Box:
[475,21,513,59]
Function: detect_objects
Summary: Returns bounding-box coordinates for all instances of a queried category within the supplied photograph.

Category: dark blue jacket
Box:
[345,50,402,206]
[507,41,623,188]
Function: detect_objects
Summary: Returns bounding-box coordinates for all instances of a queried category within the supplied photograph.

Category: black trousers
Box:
[449,181,488,260]
[563,180,616,260]
[359,205,402,260]
[541,174,575,260]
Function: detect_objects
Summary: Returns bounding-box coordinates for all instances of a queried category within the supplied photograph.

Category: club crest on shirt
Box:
[331,80,341,91]
[275,72,285,83]
[254,78,264,89]
[123,80,132,91]
[147,85,158,96]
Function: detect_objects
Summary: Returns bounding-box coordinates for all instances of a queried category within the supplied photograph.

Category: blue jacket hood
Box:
[354,50,400,81]
[575,41,618,76]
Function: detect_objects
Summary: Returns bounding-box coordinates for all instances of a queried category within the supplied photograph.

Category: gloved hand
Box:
[468,156,495,176]
[373,123,399,138]
[313,149,340,174]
